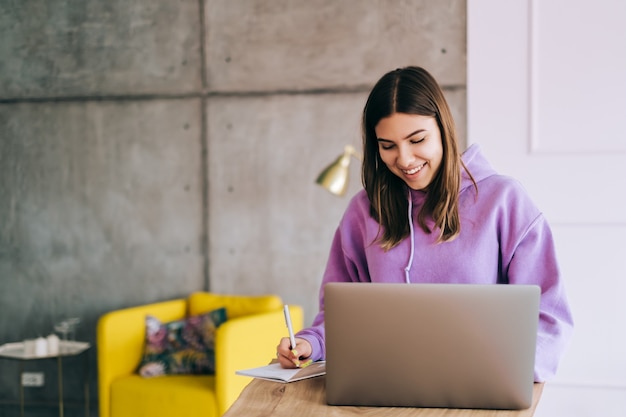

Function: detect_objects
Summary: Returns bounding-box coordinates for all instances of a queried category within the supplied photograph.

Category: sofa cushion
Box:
[137,308,227,377]
[111,374,217,417]
[188,292,282,318]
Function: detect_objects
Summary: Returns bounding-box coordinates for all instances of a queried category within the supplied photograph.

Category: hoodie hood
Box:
[460,144,498,192]
[408,143,497,204]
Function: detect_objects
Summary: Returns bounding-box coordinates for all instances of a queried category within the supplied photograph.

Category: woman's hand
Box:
[276,337,313,368]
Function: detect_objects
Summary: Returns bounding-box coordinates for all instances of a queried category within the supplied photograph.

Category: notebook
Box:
[236,361,326,383]
[324,282,540,410]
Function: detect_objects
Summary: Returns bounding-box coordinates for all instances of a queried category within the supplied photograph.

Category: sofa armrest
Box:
[188,292,284,318]
[96,299,187,417]
[214,305,304,415]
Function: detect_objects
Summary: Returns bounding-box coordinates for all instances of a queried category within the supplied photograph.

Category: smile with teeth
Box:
[402,163,426,175]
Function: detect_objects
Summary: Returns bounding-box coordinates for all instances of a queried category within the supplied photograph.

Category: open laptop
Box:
[324,282,540,410]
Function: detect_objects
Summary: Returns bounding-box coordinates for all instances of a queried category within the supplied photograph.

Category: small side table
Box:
[0,340,91,417]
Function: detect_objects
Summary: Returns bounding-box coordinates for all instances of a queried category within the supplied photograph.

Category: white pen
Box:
[283,304,297,352]
[283,305,314,368]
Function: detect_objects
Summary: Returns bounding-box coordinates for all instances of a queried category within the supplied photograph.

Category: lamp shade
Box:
[315,145,360,196]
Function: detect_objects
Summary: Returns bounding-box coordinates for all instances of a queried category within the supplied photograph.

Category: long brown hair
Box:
[361,66,472,250]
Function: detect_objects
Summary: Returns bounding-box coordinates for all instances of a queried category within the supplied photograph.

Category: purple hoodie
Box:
[297,144,574,382]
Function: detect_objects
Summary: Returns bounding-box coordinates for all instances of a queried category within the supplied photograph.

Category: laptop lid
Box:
[325,283,540,409]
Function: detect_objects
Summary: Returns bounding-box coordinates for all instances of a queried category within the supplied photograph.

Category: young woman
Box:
[277,66,573,382]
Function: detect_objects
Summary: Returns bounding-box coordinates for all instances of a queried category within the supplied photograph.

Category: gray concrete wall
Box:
[0,1,466,415]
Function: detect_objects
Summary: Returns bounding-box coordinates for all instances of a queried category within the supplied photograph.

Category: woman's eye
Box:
[411,138,425,144]
[379,143,395,150]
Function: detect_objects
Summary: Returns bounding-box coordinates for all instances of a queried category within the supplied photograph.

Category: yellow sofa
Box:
[97,292,303,417]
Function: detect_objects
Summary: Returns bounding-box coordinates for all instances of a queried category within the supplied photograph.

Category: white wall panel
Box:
[531,1,626,153]
[468,0,626,415]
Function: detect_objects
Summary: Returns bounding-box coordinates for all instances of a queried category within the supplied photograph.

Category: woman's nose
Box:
[397,146,414,168]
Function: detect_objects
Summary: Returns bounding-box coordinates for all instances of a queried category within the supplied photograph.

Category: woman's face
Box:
[374,112,443,191]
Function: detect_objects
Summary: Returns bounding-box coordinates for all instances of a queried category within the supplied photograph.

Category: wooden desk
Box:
[224,375,544,417]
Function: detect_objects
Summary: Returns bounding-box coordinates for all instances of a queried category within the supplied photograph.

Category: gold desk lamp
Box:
[315,145,362,196]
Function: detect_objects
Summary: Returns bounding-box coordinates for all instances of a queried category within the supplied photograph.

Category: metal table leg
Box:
[58,355,64,417]
[19,360,24,417]
[84,350,90,417]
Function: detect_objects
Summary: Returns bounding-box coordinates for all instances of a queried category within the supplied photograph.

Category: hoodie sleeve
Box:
[295,193,369,361]
[506,214,574,382]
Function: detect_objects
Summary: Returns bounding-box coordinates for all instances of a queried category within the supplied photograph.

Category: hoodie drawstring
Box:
[404,190,415,284]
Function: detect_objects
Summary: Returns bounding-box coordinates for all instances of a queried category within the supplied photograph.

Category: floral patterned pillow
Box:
[138,308,227,377]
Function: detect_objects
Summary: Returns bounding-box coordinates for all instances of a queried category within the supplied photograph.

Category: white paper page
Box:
[236,361,326,383]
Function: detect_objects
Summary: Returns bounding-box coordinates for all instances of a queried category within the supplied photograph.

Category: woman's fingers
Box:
[276,337,313,368]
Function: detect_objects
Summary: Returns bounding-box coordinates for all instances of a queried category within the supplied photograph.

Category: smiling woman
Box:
[275,66,573,386]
